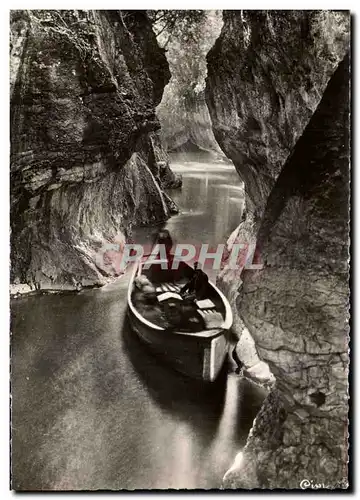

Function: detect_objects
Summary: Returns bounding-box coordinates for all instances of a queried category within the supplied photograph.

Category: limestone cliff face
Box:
[207,9,350,391]
[206,10,349,218]
[156,10,225,161]
[158,90,225,160]
[223,53,350,489]
[10,10,177,291]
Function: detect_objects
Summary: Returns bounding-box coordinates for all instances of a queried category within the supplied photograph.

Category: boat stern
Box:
[202,332,229,382]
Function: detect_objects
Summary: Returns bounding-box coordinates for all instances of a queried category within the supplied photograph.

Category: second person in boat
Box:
[180,261,209,301]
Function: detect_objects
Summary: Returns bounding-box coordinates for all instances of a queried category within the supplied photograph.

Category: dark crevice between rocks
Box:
[309,391,326,408]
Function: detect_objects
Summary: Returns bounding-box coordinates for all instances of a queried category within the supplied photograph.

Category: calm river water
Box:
[11,161,266,490]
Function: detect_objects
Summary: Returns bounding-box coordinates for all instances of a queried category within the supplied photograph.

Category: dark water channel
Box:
[11,161,266,490]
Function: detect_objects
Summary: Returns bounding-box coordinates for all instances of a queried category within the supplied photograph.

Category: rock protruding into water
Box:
[224,53,350,489]
[206,10,349,218]
[10,10,177,291]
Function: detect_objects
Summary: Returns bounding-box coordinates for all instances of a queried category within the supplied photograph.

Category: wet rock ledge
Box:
[10,10,179,294]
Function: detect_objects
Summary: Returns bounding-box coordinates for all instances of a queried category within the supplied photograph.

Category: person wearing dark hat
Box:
[156,229,173,265]
[180,261,208,301]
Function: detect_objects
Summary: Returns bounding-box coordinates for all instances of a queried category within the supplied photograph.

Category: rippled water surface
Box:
[11,161,266,490]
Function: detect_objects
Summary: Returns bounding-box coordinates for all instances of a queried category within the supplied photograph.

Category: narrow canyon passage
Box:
[10,9,350,491]
[11,160,266,490]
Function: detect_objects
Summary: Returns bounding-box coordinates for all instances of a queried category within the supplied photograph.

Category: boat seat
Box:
[156,283,181,294]
[198,309,224,329]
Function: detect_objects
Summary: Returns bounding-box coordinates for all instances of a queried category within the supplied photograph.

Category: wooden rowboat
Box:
[127,259,233,382]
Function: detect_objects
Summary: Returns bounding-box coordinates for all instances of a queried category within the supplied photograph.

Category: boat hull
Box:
[127,307,229,382]
[126,260,232,382]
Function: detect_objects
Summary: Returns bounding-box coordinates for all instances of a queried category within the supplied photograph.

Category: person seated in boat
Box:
[133,275,157,309]
[156,229,173,264]
[180,261,209,301]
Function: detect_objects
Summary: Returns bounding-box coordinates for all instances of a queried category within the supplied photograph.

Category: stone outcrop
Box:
[223,52,350,489]
[206,10,350,218]
[10,10,178,291]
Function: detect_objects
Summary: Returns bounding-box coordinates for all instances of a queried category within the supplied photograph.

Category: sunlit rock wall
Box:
[10,10,176,291]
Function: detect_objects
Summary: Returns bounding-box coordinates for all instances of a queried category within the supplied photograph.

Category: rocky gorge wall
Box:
[206,10,350,218]
[10,10,179,293]
[225,52,350,490]
[156,10,225,160]
[205,11,350,489]
[158,90,225,160]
